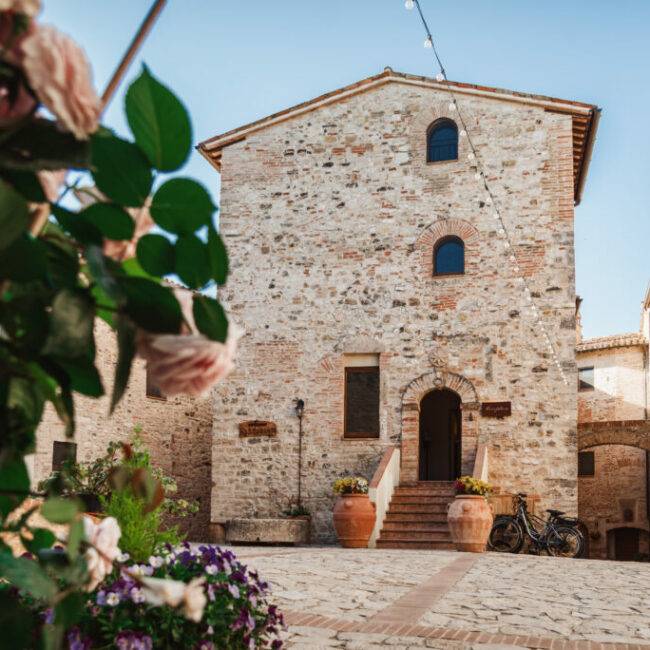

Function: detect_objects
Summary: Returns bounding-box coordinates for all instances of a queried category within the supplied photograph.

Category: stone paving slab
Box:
[227,547,650,649]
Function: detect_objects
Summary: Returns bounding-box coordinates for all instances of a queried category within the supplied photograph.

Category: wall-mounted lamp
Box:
[294,398,305,508]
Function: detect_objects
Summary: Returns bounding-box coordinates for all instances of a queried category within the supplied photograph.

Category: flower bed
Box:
[65,542,284,649]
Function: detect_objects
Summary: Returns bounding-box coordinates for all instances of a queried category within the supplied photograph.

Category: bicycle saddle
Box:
[546,509,565,517]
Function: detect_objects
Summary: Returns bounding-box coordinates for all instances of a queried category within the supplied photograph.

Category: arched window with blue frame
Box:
[434,236,464,275]
[427,119,458,163]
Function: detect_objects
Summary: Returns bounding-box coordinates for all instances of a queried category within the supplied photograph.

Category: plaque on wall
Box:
[480,402,511,418]
[238,420,278,437]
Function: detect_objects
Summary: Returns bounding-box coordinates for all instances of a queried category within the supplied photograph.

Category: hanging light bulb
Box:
[424,36,433,48]
[467,152,475,161]
[459,129,467,137]
[436,72,444,82]
[474,172,481,180]
[485,196,492,205]
[405,0,415,8]
[448,101,456,110]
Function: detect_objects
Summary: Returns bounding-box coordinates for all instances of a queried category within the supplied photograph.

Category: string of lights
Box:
[405,0,570,386]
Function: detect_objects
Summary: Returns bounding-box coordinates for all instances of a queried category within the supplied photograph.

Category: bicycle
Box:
[488,493,584,558]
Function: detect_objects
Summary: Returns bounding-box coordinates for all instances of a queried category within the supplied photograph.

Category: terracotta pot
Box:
[447,495,493,553]
[332,494,375,548]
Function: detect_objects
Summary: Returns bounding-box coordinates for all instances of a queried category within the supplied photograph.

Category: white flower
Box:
[81,515,121,592]
[227,583,240,599]
[140,576,207,623]
[0,0,40,16]
[205,564,218,575]
[117,552,130,563]
[130,587,145,604]
[148,555,164,568]
[129,564,145,577]
[106,592,120,607]
[165,553,176,565]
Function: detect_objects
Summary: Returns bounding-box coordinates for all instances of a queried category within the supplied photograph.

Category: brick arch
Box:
[577,421,650,452]
[400,370,480,484]
[415,218,480,277]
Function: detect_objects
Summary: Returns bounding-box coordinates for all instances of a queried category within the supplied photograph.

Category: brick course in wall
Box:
[209,76,582,542]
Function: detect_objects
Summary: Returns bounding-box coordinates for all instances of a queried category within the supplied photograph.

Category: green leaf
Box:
[0,590,35,648]
[42,238,81,289]
[56,357,103,397]
[193,294,228,343]
[111,315,136,413]
[0,457,29,519]
[7,376,45,438]
[51,204,103,245]
[175,234,210,289]
[40,497,79,524]
[91,133,153,207]
[0,553,58,601]
[85,245,123,303]
[136,233,175,276]
[42,289,94,359]
[0,177,30,251]
[0,169,47,202]
[125,64,192,172]
[207,225,229,285]
[66,519,84,560]
[0,233,47,281]
[0,117,90,171]
[22,528,56,555]
[118,276,182,334]
[55,591,84,628]
[150,177,215,234]
[121,256,160,281]
[81,202,135,240]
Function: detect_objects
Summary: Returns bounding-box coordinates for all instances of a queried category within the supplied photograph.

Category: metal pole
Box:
[297,413,303,509]
[101,0,168,109]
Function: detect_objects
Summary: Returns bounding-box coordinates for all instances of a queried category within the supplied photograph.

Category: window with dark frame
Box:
[427,118,459,163]
[578,451,595,477]
[578,366,595,391]
[146,367,166,400]
[344,366,380,438]
[434,236,464,275]
[52,441,77,472]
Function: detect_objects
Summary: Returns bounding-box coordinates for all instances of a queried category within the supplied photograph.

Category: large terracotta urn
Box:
[447,495,493,553]
[332,494,375,548]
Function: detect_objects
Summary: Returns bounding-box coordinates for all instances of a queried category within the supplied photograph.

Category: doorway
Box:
[610,528,640,561]
[419,389,461,481]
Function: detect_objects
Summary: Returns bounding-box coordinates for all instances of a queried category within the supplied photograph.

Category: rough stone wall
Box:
[34,320,213,541]
[212,79,579,541]
[577,346,646,422]
[577,345,649,558]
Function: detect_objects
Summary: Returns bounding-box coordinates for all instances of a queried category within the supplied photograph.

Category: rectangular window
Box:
[344,366,380,438]
[578,451,595,477]
[578,367,595,391]
[52,441,77,472]
[146,367,166,400]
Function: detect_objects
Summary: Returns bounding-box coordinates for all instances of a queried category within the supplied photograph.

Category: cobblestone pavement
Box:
[229,546,650,649]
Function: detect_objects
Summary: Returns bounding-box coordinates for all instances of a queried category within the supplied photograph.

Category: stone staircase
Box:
[376,481,455,550]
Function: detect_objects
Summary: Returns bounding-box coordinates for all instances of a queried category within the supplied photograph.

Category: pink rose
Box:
[0,0,40,17]
[80,515,121,592]
[38,169,66,202]
[21,24,99,140]
[136,289,241,397]
[0,79,36,126]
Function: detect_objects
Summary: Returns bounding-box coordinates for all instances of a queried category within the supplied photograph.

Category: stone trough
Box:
[226,518,310,546]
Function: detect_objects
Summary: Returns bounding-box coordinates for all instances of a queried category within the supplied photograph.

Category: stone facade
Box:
[33,320,213,541]
[202,70,594,542]
[576,288,650,559]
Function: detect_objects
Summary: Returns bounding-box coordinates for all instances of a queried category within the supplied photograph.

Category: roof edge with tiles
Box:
[577,333,648,353]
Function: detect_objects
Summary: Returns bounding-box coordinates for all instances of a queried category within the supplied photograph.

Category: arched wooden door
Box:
[418,389,461,481]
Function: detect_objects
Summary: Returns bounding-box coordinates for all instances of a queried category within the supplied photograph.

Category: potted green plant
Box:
[447,476,493,552]
[332,476,375,548]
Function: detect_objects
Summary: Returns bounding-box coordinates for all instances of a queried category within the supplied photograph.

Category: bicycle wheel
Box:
[488,517,524,553]
[547,526,583,558]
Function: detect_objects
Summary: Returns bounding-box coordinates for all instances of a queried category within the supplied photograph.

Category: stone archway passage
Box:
[401,369,479,484]
[578,420,650,452]
[419,389,461,481]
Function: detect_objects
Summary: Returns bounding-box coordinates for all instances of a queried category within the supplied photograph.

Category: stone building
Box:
[31,320,214,541]
[198,68,600,544]
[577,287,650,560]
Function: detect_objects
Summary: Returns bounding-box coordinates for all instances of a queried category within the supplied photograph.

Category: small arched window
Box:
[427,119,458,163]
[434,236,464,275]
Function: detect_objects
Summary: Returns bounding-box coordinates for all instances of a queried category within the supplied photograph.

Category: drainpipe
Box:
[294,399,305,509]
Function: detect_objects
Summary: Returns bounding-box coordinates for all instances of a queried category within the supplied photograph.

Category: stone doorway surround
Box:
[400,369,480,485]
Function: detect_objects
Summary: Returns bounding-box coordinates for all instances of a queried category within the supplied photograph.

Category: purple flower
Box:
[271,640,283,649]
[41,608,54,625]
[115,631,153,650]
[67,628,92,650]
[227,583,241,599]
[197,642,214,650]
[96,590,107,606]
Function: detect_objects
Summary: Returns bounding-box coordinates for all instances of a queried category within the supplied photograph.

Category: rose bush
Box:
[0,2,244,647]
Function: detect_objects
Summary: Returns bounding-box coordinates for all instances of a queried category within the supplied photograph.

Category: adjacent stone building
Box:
[198,68,600,543]
[577,287,650,560]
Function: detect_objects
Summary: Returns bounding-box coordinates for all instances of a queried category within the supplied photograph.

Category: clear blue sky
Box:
[43,1,650,339]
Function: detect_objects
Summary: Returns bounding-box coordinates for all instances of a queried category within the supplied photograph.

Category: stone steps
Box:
[376,481,456,550]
